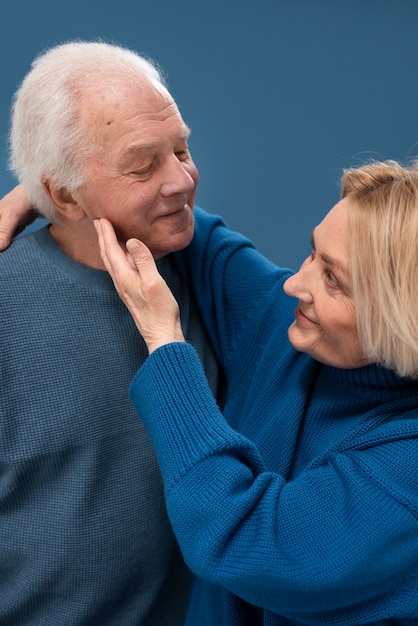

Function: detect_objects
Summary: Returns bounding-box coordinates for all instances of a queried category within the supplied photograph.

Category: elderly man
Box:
[0,41,220,625]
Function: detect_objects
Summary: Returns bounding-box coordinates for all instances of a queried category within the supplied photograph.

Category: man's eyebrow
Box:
[119,126,192,168]
[311,230,349,276]
[120,143,155,162]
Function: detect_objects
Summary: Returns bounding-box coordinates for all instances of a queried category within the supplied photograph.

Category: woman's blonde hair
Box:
[341,160,418,379]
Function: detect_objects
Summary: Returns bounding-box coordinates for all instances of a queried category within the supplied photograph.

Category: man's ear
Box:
[41,176,86,221]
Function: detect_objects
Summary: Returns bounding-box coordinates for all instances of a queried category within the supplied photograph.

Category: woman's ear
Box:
[41,176,86,221]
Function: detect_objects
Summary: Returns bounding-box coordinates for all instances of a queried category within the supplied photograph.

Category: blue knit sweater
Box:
[0,226,219,625]
[130,207,418,625]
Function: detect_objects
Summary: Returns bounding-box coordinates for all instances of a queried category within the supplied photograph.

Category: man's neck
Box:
[49,221,106,270]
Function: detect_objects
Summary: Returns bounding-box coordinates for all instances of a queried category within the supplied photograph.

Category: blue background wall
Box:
[1,0,417,269]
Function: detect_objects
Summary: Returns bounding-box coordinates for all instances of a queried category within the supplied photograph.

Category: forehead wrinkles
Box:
[79,78,177,147]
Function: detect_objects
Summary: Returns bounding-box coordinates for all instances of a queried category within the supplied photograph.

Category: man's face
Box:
[72,78,198,258]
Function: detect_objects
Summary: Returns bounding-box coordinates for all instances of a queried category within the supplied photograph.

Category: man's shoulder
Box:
[0,230,43,264]
[0,229,53,286]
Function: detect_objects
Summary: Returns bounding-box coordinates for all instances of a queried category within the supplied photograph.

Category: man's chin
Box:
[151,223,193,258]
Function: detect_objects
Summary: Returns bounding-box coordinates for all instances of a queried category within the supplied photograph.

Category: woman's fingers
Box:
[95,218,164,293]
[0,185,35,250]
[126,238,155,271]
[94,218,185,353]
[94,218,128,278]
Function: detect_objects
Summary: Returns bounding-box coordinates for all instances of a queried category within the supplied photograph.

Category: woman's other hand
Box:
[0,185,36,250]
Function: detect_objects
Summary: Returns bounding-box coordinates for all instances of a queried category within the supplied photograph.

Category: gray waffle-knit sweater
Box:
[0,226,220,626]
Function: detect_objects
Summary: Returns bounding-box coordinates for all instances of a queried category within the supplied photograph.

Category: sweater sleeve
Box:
[130,342,418,620]
[174,207,294,370]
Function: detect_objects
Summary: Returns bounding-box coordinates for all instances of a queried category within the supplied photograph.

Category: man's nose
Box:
[160,157,196,197]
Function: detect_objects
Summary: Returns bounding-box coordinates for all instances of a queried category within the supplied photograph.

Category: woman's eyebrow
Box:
[310,231,315,251]
[311,229,349,277]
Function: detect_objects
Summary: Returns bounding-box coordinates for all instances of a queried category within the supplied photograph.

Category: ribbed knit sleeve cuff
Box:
[129,342,240,490]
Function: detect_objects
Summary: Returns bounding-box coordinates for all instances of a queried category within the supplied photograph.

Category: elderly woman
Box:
[94,159,418,626]
[3,161,418,624]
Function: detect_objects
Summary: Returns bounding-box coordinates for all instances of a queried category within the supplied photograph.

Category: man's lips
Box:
[157,203,190,219]
[295,306,319,325]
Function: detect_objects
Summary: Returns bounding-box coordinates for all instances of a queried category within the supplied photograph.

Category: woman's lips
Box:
[295,306,319,325]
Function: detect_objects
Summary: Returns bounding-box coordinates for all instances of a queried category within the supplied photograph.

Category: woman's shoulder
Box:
[192,206,294,280]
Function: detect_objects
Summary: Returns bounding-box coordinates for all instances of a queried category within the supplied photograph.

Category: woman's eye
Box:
[325,270,338,287]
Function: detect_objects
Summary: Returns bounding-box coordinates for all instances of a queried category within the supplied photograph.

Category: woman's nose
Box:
[283,257,313,302]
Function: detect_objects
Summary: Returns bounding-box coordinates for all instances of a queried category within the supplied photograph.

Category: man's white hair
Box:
[9,40,167,221]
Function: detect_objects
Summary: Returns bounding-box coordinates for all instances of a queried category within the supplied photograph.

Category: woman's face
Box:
[283,198,369,369]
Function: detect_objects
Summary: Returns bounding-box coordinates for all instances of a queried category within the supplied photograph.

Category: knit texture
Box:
[130,207,418,625]
[0,226,220,626]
